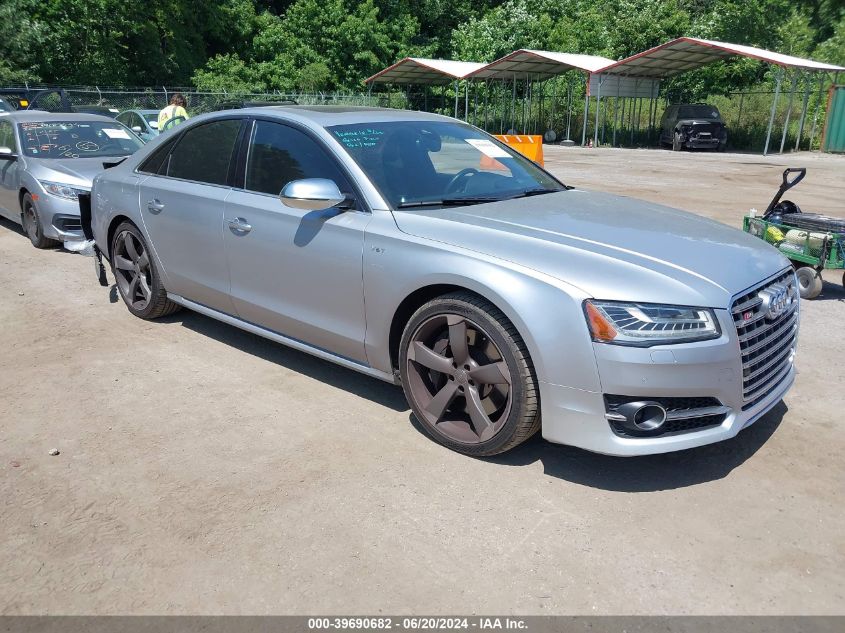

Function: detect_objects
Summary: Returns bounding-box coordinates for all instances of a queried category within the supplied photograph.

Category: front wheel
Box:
[399,292,540,456]
[795,265,823,299]
[672,132,683,151]
[110,221,180,319]
[21,193,59,249]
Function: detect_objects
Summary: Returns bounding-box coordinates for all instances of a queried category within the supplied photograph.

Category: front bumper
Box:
[539,307,797,456]
[34,194,85,241]
[685,136,722,149]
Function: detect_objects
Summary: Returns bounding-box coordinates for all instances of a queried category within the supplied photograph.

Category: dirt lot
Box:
[1,147,844,615]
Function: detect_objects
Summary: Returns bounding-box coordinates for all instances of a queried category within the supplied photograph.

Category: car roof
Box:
[119,109,158,115]
[3,111,121,124]
[230,105,454,127]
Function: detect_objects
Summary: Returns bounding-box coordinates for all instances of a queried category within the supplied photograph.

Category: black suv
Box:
[659,103,727,151]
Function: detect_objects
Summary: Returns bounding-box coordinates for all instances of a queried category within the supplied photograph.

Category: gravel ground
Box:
[1,146,843,615]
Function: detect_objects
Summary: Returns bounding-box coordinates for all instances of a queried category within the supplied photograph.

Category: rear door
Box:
[222,118,370,363]
[137,117,244,313]
[0,120,20,220]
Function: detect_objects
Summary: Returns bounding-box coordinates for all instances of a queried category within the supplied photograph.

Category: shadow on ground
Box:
[165,302,786,490]
[165,308,409,413]
[816,279,845,302]
[482,401,786,492]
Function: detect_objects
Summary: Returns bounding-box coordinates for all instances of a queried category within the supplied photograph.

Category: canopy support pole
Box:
[581,74,589,146]
[763,68,783,156]
[464,80,469,121]
[593,75,603,147]
[795,72,812,151]
[511,76,517,133]
[483,80,490,131]
[565,79,573,140]
[779,71,799,154]
[473,81,478,126]
[454,80,458,118]
[808,73,826,151]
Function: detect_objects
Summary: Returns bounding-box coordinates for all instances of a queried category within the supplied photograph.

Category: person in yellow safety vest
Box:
[158,93,189,132]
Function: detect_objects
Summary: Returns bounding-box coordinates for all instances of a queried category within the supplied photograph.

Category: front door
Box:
[137,117,243,313]
[223,119,370,363]
[0,120,20,221]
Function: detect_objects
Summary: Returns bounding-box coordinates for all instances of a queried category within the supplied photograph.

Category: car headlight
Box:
[584,300,721,346]
[39,181,89,200]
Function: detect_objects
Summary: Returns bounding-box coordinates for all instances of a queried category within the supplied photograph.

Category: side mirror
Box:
[131,125,142,133]
[280,178,346,211]
[149,121,159,130]
[0,146,17,160]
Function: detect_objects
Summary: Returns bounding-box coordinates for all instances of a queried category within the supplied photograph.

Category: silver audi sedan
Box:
[85,106,798,457]
[0,111,143,248]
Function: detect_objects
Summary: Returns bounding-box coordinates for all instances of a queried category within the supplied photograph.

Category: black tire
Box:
[795,265,823,299]
[672,132,683,151]
[399,291,540,456]
[110,221,180,319]
[21,193,59,249]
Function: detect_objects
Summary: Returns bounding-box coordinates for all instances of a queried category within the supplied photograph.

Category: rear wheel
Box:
[795,265,823,299]
[21,193,59,249]
[110,221,180,319]
[399,292,540,456]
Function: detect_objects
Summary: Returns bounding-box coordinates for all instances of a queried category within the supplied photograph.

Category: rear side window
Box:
[167,119,242,185]
[245,120,351,195]
[138,136,179,174]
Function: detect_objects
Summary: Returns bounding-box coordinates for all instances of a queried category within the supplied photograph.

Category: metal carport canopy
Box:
[594,37,845,77]
[364,58,486,85]
[592,37,845,155]
[468,49,615,80]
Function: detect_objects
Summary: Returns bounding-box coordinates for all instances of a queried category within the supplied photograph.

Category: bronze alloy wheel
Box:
[109,222,181,320]
[113,229,154,312]
[400,292,540,456]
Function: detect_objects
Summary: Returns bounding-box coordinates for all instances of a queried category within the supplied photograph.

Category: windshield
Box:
[677,105,720,120]
[18,121,143,158]
[327,121,564,209]
[142,112,157,123]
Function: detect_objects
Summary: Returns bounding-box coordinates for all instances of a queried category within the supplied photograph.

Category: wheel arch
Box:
[18,187,29,211]
[106,214,135,259]
[388,283,483,372]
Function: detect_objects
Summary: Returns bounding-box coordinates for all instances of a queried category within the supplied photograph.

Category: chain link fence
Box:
[1,84,831,152]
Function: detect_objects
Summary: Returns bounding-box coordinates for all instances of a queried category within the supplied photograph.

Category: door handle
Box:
[226,217,252,234]
[147,199,165,214]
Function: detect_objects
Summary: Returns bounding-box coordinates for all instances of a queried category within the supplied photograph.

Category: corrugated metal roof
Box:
[469,49,616,80]
[596,37,845,78]
[364,58,487,85]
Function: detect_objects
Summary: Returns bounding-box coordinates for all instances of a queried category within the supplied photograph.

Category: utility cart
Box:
[743,168,845,299]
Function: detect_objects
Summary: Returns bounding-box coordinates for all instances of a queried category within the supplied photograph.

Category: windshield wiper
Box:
[396,197,502,209]
[506,187,564,199]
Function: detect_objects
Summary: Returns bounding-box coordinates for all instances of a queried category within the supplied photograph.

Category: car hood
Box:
[392,190,789,308]
[26,156,126,188]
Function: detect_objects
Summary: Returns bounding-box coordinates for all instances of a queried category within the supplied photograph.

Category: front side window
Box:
[327,121,564,209]
[17,120,143,158]
[0,121,16,150]
[167,119,242,185]
[245,120,351,196]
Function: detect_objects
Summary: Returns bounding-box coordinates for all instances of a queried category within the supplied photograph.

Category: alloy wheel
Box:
[113,230,153,311]
[406,314,513,444]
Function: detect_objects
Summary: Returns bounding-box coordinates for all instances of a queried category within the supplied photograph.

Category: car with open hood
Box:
[0,111,144,248]
[82,106,797,457]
